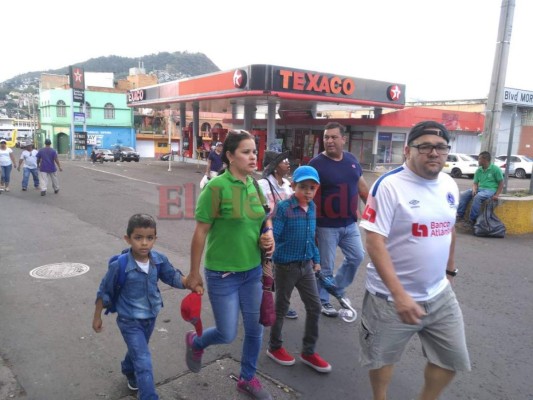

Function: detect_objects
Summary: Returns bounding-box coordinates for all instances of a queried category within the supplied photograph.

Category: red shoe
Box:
[266,347,295,366]
[300,352,332,373]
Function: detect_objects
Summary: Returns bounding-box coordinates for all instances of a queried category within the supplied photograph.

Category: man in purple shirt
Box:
[36,138,63,196]
[309,122,369,318]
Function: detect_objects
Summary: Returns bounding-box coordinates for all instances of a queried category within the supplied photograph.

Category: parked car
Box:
[112,146,140,162]
[495,155,533,179]
[469,153,515,175]
[16,136,32,148]
[442,153,478,178]
[95,149,115,162]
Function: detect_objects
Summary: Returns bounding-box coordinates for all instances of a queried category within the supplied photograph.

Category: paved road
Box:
[0,156,532,400]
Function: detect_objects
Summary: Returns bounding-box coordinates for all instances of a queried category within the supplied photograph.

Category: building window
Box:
[104,103,115,119]
[56,100,67,118]
[79,102,92,118]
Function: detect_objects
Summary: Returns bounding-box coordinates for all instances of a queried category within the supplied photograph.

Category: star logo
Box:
[74,68,83,82]
[233,69,247,88]
[387,85,401,101]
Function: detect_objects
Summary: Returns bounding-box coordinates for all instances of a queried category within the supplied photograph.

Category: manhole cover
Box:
[29,263,90,279]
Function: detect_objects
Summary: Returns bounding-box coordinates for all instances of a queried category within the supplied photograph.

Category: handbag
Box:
[251,177,276,326]
[259,257,276,326]
[474,200,506,238]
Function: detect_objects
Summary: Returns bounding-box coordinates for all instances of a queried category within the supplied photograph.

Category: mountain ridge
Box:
[0,51,221,90]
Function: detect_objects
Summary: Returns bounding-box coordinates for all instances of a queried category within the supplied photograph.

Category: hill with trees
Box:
[0,51,220,92]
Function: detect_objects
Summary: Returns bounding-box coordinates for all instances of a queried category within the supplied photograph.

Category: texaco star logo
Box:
[233,69,247,88]
[387,84,401,101]
[74,68,83,82]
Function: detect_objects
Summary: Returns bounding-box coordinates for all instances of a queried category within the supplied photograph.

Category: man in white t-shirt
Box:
[359,121,470,400]
[17,143,40,191]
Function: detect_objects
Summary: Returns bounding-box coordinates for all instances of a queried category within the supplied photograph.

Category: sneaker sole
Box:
[266,349,295,366]
[321,310,339,318]
[300,356,332,373]
[285,314,298,319]
[127,383,138,391]
[236,383,271,399]
[185,332,202,373]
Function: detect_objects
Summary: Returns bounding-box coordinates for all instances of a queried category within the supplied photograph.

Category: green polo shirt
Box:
[473,163,503,191]
[195,170,265,271]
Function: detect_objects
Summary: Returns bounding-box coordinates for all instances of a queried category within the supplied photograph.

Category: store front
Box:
[127,64,406,170]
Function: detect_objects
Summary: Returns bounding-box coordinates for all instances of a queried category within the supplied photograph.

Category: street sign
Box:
[74,112,85,123]
[503,87,533,107]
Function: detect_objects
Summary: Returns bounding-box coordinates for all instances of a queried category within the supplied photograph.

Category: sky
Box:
[3,0,531,101]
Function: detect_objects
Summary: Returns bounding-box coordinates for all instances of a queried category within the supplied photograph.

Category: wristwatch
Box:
[446,268,459,277]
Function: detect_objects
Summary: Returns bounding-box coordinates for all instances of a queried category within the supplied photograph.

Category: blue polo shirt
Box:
[272,196,320,264]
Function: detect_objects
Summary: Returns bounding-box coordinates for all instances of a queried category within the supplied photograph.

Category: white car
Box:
[95,149,115,162]
[443,153,479,178]
[469,154,515,176]
[495,155,533,179]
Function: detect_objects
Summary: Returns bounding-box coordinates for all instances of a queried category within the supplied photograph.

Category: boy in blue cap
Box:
[266,166,332,373]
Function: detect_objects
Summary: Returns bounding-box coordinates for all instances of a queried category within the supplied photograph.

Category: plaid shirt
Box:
[272,196,320,264]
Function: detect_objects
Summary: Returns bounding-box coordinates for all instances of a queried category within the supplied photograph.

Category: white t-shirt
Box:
[20,149,38,169]
[136,260,150,274]
[0,148,13,167]
[359,164,459,301]
[258,174,293,212]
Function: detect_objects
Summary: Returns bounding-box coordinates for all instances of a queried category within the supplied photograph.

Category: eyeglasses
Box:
[281,158,289,164]
[410,144,451,155]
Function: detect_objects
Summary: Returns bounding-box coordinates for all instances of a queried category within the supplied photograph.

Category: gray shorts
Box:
[358,285,471,372]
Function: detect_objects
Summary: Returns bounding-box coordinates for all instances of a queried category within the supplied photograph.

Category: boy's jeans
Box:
[117,316,158,400]
[194,265,263,381]
[22,167,39,189]
[270,261,321,354]
[316,223,365,303]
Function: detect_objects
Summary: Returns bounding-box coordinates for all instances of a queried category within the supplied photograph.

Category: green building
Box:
[39,73,135,155]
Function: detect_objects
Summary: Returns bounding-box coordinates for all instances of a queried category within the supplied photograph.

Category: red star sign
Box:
[233,69,246,88]
[387,85,401,101]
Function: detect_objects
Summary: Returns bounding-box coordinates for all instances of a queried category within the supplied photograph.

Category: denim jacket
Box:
[96,249,185,319]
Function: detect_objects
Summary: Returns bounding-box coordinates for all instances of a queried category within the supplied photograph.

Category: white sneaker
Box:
[321,303,339,317]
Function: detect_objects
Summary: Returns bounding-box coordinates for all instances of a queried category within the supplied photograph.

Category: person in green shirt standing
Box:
[185,130,275,400]
[456,151,503,228]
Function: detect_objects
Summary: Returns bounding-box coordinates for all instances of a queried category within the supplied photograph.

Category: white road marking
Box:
[75,164,160,185]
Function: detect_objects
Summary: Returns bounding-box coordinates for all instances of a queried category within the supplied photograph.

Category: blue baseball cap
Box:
[292,166,320,184]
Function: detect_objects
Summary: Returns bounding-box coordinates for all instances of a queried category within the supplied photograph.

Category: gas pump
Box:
[251,130,267,171]
[182,127,192,158]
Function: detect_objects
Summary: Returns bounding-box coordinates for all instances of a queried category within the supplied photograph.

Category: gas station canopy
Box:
[126,64,406,116]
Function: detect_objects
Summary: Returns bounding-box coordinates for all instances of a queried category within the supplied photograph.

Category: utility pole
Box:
[481,0,515,155]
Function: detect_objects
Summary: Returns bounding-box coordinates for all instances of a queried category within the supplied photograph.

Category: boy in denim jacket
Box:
[93,213,200,399]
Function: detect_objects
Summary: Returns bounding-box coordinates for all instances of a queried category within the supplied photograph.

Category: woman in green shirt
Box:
[185,130,274,400]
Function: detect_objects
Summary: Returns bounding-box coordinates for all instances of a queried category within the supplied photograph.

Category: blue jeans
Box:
[457,189,496,222]
[22,167,39,189]
[316,223,365,303]
[117,316,159,400]
[1,164,13,185]
[194,265,263,381]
